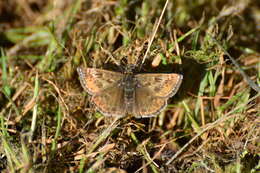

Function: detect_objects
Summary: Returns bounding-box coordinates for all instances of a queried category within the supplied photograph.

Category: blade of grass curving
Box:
[21,134,32,172]
[1,49,20,117]
[78,157,86,173]
[1,48,11,97]
[51,105,62,151]
[87,117,120,154]
[168,26,200,53]
[29,71,39,142]
[208,70,218,97]
[183,101,201,134]
[6,27,53,57]
[195,72,208,117]
[1,116,21,170]
[140,0,169,67]
[217,89,250,113]
[131,133,159,173]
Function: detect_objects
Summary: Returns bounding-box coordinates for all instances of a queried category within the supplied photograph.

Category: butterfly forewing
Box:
[135,73,183,98]
[77,67,124,95]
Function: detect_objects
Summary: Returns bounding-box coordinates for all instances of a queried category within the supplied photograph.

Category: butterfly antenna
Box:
[140,0,169,69]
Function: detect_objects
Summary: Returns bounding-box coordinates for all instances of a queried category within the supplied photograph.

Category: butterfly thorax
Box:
[122,73,137,113]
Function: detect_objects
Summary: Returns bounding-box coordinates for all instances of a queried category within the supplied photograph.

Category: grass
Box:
[0,0,260,172]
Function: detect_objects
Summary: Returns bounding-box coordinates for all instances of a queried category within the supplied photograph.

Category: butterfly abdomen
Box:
[123,74,136,113]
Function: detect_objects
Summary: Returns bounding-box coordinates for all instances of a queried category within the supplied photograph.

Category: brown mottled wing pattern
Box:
[77,67,125,117]
[133,73,183,118]
[133,86,167,118]
[92,86,126,117]
[135,73,183,98]
[77,67,124,95]
[77,67,183,118]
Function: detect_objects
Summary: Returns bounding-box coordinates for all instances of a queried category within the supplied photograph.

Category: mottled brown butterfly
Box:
[77,67,182,118]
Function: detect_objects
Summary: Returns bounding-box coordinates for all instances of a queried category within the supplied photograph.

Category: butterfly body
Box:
[77,67,183,118]
[120,72,137,114]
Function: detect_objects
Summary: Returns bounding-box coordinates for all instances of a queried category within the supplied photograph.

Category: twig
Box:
[141,0,169,66]
[87,117,120,154]
[166,93,260,165]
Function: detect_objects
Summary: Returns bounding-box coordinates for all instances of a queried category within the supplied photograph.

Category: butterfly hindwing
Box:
[92,85,126,117]
[133,86,167,118]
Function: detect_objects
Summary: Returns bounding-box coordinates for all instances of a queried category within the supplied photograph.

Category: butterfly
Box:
[77,67,183,118]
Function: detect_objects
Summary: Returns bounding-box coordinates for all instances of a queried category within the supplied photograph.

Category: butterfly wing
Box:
[132,73,183,118]
[135,73,183,98]
[92,85,126,117]
[133,86,167,118]
[77,67,124,95]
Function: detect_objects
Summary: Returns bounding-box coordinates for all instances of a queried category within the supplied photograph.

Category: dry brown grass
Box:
[0,0,259,172]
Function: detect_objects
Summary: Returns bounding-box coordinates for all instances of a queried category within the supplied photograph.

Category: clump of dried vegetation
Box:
[0,0,259,172]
